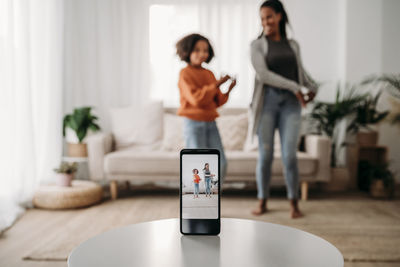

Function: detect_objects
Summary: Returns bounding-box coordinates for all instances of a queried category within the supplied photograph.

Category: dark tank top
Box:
[265,37,298,83]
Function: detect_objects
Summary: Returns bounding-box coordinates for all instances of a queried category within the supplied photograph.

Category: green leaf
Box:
[77,128,87,143]
[63,115,72,137]
[62,107,101,142]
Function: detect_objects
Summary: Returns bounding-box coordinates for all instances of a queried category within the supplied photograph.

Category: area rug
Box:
[22,194,400,263]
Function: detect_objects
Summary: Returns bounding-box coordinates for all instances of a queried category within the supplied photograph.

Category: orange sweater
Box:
[177,65,229,121]
[193,174,201,184]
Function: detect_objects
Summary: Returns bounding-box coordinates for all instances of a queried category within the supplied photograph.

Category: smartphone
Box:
[180,149,221,235]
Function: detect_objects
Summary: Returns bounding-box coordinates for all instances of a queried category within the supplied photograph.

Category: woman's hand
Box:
[305,91,316,103]
[216,75,231,87]
[300,86,316,104]
[295,91,307,107]
[227,78,237,94]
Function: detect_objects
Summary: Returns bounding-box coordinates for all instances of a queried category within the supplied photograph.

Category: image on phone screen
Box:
[181,153,219,219]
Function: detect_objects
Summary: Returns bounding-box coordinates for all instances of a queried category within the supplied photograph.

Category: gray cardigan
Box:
[249,36,318,139]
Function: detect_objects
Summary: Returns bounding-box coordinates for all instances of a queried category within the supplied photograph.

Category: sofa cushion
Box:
[105,149,180,175]
[104,149,317,178]
[225,151,317,176]
[216,113,248,151]
[161,112,249,151]
[161,113,185,151]
[110,101,163,149]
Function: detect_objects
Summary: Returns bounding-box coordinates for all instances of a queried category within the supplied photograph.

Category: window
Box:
[148,2,259,107]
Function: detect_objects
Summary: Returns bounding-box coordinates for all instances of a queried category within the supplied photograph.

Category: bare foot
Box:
[252,199,268,216]
[290,199,303,219]
[291,209,303,219]
[252,206,267,216]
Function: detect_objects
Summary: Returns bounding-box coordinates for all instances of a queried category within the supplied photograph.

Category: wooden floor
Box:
[0,189,399,267]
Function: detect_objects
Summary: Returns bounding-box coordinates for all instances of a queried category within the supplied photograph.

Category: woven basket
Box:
[33,180,103,209]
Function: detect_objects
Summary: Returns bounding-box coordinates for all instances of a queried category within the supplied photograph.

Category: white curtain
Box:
[0,0,64,231]
[63,0,151,131]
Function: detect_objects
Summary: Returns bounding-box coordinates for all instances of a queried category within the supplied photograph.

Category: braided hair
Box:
[258,0,290,39]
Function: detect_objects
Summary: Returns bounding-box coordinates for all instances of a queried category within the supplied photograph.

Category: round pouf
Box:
[33,180,103,209]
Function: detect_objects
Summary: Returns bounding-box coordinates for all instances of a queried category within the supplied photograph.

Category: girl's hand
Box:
[216,75,231,87]
[295,91,306,107]
[227,78,236,94]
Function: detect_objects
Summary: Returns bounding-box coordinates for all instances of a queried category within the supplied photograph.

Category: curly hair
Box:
[176,33,214,63]
[192,168,199,174]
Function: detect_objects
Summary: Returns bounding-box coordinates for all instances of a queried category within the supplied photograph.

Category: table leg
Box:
[301,181,308,201]
[110,180,118,200]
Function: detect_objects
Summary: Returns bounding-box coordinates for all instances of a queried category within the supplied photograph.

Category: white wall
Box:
[344,0,383,83]
[339,0,400,181]
[379,0,400,181]
[285,0,342,84]
[381,0,400,74]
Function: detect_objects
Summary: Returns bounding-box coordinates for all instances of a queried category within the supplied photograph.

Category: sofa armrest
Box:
[305,135,331,182]
[87,132,114,181]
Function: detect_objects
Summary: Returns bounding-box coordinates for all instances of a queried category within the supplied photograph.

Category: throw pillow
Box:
[110,101,163,149]
[161,113,185,151]
[216,113,248,151]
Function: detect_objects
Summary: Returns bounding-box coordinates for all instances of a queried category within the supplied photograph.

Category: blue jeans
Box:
[256,87,301,200]
[183,118,227,183]
[194,183,199,195]
[205,178,211,194]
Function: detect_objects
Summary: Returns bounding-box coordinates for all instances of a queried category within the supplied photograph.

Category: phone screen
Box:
[180,150,220,235]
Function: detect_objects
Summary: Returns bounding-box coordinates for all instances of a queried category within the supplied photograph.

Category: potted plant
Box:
[347,92,389,146]
[387,97,400,126]
[54,162,78,187]
[63,107,101,157]
[309,84,366,167]
[362,74,400,128]
[358,161,395,198]
[309,84,367,191]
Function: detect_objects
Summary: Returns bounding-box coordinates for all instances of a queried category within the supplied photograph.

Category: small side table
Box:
[68,218,344,267]
[33,180,103,209]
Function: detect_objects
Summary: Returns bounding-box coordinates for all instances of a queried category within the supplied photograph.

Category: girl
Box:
[176,33,236,182]
[203,163,215,197]
[192,169,201,198]
[249,0,318,218]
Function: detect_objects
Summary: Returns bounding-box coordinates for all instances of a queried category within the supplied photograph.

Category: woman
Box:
[249,0,318,218]
[203,163,215,197]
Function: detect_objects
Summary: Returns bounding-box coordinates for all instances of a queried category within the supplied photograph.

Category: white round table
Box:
[68,218,343,267]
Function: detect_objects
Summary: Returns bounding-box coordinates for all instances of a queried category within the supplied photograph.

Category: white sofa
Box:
[87,104,331,200]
